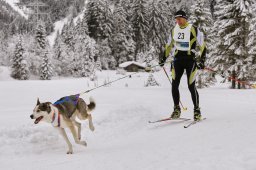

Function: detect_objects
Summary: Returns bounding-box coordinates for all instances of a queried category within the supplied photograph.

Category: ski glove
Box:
[159,62,165,67]
[145,67,152,72]
[196,61,205,70]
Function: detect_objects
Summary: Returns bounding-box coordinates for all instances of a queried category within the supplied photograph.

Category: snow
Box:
[0,66,14,81]
[119,61,146,68]
[47,18,69,47]
[0,68,256,170]
[4,0,28,19]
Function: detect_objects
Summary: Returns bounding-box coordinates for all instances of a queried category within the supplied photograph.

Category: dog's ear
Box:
[37,98,40,105]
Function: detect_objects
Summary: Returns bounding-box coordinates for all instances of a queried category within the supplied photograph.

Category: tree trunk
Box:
[238,78,241,89]
[231,70,236,89]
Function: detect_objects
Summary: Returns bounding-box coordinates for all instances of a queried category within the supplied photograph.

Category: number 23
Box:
[178,33,184,39]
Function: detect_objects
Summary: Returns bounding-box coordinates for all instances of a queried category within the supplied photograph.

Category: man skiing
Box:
[160,10,206,121]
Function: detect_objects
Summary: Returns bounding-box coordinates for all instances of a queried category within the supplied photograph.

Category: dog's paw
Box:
[66,150,73,154]
[90,126,95,132]
[78,134,81,140]
[80,141,87,147]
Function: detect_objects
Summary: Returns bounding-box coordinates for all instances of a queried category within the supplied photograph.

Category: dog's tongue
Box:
[34,116,43,124]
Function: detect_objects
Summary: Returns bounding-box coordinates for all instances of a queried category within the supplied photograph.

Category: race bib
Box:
[173,24,192,51]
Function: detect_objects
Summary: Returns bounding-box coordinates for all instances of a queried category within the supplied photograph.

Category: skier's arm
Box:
[160,30,175,66]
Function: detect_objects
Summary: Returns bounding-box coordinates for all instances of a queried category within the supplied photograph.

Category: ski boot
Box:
[170,105,181,119]
[194,107,202,121]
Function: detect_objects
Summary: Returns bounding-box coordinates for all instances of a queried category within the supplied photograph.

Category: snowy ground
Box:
[0,66,256,170]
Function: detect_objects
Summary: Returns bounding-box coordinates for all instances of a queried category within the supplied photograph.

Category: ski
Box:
[148,117,190,124]
[184,118,206,128]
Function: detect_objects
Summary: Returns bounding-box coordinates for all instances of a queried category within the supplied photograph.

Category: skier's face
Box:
[175,17,187,27]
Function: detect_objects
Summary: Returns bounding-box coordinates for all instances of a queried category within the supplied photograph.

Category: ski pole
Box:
[162,67,188,111]
[204,67,256,89]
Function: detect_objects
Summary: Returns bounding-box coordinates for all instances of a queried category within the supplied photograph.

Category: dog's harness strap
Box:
[51,111,55,124]
[73,94,80,105]
[57,111,60,127]
[51,108,61,127]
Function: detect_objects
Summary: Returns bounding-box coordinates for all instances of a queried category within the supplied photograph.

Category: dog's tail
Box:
[88,97,96,111]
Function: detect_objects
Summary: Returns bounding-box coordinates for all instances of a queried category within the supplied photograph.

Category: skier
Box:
[160,10,206,121]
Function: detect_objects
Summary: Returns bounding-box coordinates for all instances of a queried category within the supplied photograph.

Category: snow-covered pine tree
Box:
[85,0,114,42]
[53,31,62,60]
[112,1,135,67]
[209,0,216,18]
[99,0,114,40]
[11,37,29,80]
[112,33,135,66]
[97,39,115,70]
[76,17,89,36]
[145,73,160,87]
[246,2,256,81]
[0,30,8,65]
[138,43,159,72]
[145,43,158,68]
[209,0,254,87]
[53,31,73,76]
[35,22,54,79]
[40,52,53,80]
[85,0,114,70]
[131,0,149,60]
[159,0,176,28]
[190,0,214,88]
[147,0,168,54]
[190,0,212,37]
[95,58,102,71]
[208,1,227,73]
[71,34,98,77]
[16,33,39,76]
[84,0,100,39]
[35,23,47,50]
[62,19,76,52]
[113,1,134,37]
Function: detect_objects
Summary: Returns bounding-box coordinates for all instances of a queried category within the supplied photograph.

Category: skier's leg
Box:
[171,61,184,106]
[185,61,199,108]
[186,61,202,121]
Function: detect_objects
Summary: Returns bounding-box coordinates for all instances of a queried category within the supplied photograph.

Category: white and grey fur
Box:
[30,96,96,154]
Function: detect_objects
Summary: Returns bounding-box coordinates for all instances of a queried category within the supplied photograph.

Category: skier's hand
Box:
[159,62,164,67]
[145,67,152,72]
[196,61,205,70]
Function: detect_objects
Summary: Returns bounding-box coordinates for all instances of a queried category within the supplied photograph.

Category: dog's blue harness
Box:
[53,94,80,106]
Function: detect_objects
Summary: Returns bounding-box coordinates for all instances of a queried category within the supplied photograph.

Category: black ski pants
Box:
[171,59,199,109]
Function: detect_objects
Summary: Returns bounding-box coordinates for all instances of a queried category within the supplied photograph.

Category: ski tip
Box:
[184,118,207,128]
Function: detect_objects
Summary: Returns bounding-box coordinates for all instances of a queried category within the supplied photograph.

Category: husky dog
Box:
[30,95,96,154]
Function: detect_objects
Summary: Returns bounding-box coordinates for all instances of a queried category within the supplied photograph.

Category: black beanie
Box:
[175,10,187,19]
